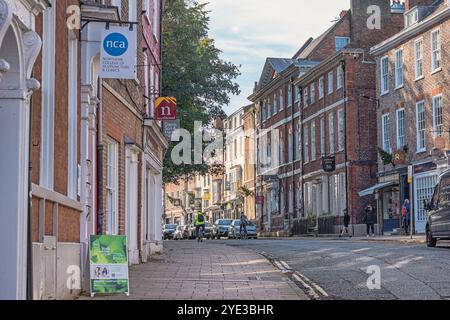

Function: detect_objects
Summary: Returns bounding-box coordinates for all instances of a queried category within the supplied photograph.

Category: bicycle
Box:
[197,225,204,243]
[239,225,248,240]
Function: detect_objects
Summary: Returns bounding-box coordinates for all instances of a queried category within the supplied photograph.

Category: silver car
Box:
[228,220,258,239]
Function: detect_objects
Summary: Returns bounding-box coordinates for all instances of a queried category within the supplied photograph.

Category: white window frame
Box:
[68,31,78,199]
[416,100,426,153]
[380,56,389,95]
[295,122,301,160]
[319,77,324,99]
[310,83,315,104]
[273,94,278,115]
[295,86,301,103]
[327,71,334,95]
[338,109,345,152]
[414,38,424,80]
[396,108,406,149]
[279,130,284,165]
[336,65,344,90]
[288,128,293,162]
[287,85,292,107]
[303,88,309,107]
[432,95,443,138]
[320,117,325,156]
[431,28,441,73]
[304,125,309,163]
[395,49,404,89]
[335,36,351,51]
[129,0,137,22]
[329,113,335,154]
[311,121,316,161]
[279,89,284,111]
[382,113,391,153]
[106,140,119,235]
[153,0,159,37]
[40,1,56,190]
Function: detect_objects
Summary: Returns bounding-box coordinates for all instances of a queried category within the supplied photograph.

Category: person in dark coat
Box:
[340,210,352,237]
[364,205,377,237]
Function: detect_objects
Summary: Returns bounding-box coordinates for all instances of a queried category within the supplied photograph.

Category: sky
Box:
[201,0,349,115]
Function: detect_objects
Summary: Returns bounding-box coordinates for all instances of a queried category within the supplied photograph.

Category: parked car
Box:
[228,220,258,239]
[424,170,450,247]
[163,224,178,240]
[173,225,189,240]
[212,219,233,239]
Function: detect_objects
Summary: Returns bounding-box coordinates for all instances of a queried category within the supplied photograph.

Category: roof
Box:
[257,58,297,90]
[371,0,448,55]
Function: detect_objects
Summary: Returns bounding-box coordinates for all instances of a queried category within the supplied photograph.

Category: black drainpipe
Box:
[96,77,104,235]
[27,93,34,300]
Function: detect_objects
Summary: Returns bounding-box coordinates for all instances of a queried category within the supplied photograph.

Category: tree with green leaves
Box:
[162,0,240,184]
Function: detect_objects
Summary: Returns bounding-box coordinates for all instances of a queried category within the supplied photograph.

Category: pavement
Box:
[81,240,308,300]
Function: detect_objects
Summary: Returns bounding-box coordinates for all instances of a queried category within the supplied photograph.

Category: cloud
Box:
[201,0,349,114]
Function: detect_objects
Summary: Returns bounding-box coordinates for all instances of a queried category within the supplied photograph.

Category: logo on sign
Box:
[103,33,129,56]
[155,97,177,120]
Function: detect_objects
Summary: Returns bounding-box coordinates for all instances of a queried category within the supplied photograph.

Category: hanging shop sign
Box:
[322,156,336,172]
[100,26,137,79]
[155,97,177,120]
[162,119,181,141]
[90,235,130,296]
[256,196,265,205]
[393,150,406,165]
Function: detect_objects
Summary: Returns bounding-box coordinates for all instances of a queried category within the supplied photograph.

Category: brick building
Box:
[250,0,405,235]
[243,105,257,221]
[369,0,449,234]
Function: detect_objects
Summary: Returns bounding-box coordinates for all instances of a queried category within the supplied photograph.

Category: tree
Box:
[162,0,240,184]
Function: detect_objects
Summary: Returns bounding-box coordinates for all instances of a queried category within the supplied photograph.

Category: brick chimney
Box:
[339,10,348,18]
[404,0,436,10]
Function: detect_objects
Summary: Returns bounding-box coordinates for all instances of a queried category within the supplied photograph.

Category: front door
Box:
[125,148,139,265]
[414,173,438,233]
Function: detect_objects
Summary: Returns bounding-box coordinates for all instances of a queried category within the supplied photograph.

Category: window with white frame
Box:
[295,86,301,102]
[380,56,389,94]
[329,175,336,215]
[289,184,294,213]
[329,113,335,154]
[296,182,301,210]
[153,0,159,37]
[320,117,325,156]
[311,121,316,161]
[129,0,137,21]
[68,31,78,199]
[405,9,418,27]
[335,37,350,51]
[304,125,309,163]
[279,130,284,164]
[144,52,150,115]
[280,187,285,214]
[288,85,292,107]
[262,102,267,121]
[414,38,424,79]
[267,99,271,118]
[339,172,346,214]
[143,0,149,17]
[433,95,443,137]
[40,1,56,190]
[273,94,278,114]
[416,101,426,152]
[395,49,404,88]
[279,89,284,111]
[382,113,391,153]
[319,77,324,99]
[328,71,334,94]
[310,83,315,104]
[303,88,309,107]
[431,29,441,72]
[338,109,345,152]
[396,108,406,149]
[106,140,119,235]
[336,65,344,90]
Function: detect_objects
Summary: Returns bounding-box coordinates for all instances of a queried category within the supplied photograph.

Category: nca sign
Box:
[155,97,177,120]
[100,26,137,79]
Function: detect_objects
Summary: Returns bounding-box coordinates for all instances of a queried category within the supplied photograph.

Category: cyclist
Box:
[193,210,206,242]
[239,212,248,239]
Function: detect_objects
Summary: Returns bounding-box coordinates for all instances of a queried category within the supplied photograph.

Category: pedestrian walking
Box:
[340,210,352,237]
[363,205,376,237]
[402,199,411,235]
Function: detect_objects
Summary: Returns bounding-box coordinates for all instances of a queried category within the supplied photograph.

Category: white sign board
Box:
[100,26,137,79]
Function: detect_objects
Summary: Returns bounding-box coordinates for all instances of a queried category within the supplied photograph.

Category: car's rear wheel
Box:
[426,226,437,247]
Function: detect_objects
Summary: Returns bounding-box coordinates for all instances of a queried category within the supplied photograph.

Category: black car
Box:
[212,219,232,239]
[163,224,178,240]
[425,170,450,247]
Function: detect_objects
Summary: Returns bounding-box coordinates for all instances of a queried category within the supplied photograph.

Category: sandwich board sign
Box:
[100,26,137,79]
[89,235,130,296]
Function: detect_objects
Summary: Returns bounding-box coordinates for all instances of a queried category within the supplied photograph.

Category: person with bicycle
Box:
[239,212,248,239]
[193,210,206,242]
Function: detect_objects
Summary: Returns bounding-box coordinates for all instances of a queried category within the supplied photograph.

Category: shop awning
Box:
[358,181,398,197]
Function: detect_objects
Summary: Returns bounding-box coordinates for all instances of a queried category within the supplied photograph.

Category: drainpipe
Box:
[27,94,34,300]
[96,78,104,235]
